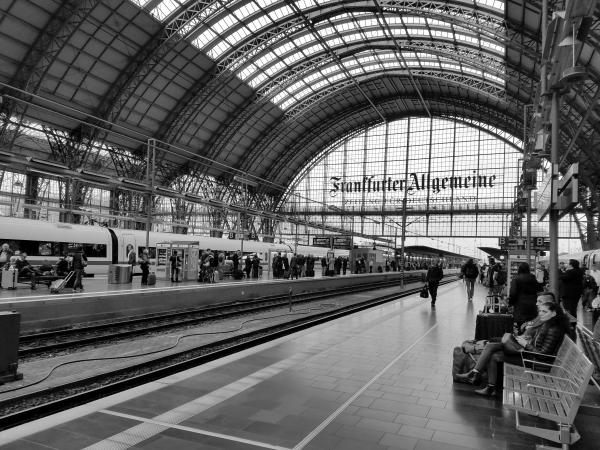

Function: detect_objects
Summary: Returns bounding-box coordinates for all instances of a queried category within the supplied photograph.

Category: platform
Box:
[0,270,411,333]
[1,279,598,449]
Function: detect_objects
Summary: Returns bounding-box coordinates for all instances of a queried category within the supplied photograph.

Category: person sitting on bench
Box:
[15,252,39,289]
[455,299,570,396]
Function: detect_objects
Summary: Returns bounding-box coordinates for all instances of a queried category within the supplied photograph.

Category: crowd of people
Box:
[0,242,87,291]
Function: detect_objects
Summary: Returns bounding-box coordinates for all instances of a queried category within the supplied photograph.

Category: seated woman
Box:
[455,298,570,396]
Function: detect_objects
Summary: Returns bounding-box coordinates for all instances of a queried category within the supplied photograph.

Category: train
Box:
[0,217,347,276]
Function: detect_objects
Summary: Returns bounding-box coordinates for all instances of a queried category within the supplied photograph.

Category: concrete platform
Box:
[1,279,598,450]
[0,271,426,333]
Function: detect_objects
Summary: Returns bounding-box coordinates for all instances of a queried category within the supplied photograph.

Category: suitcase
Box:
[147,273,156,286]
[474,313,513,340]
[50,271,75,294]
[2,268,18,290]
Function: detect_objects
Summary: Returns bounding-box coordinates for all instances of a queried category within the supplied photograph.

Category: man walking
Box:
[461,258,479,301]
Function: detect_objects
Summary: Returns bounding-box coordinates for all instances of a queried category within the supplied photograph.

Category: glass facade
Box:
[280,117,581,255]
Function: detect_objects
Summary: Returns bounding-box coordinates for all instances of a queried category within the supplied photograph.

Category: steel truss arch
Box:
[248,94,520,192]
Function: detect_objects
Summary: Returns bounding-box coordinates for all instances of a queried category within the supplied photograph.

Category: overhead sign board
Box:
[498,236,550,251]
[332,236,352,249]
[313,236,332,248]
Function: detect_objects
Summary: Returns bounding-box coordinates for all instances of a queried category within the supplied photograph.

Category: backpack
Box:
[495,269,507,285]
[465,264,478,278]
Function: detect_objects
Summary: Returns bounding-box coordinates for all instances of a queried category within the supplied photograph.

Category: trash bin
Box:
[108,264,132,284]
[0,311,23,382]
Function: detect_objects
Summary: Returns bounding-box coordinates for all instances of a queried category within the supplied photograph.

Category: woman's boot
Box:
[474,384,496,396]
[455,370,481,385]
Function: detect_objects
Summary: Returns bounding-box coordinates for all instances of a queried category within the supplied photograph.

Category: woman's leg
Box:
[473,342,503,372]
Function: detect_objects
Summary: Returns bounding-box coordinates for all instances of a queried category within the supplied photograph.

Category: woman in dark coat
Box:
[508,262,541,328]
[559,259,584,318]
[456,301,570,396]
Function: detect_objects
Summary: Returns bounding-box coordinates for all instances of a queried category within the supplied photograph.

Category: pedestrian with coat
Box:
[559,259,584,318]
[244,255,252,279]
[582,268,598,312]
[139,249,150,285]
[508,262,541,328]
[426,262,444,308]
[71,248,87,293]
[461,258,479,301]
[169,250,182,282]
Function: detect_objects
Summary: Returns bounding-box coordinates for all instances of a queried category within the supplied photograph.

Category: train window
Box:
[583,255,589,267]
[81,243,107,258]
[593,254,597,265]
[137,247,156,259]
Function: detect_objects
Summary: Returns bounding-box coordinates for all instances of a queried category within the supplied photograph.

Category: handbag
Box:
[461,339,488,355]
[501,332,524,354]
[419,285,429,299]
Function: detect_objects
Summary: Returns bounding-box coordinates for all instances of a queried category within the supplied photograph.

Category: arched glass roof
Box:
[132,0,506,112]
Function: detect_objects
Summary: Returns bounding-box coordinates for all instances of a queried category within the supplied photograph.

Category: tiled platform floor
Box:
[1,280,598,450]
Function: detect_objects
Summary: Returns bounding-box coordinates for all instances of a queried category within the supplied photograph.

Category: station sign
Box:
[498,236,550,251]
[332,235,352,249]
[313,236,332,248]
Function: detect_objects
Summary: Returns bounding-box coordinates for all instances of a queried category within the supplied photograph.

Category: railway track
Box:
[19,275,424,358]
[0,276,457,430]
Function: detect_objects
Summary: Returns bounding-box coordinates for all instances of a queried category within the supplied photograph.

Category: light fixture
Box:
[560,23,588,84]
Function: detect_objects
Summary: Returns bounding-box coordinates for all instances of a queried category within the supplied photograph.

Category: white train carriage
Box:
[0,217,316,276]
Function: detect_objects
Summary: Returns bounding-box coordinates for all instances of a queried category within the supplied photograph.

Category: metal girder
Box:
[285,71,507,120]
[1,1,99,150]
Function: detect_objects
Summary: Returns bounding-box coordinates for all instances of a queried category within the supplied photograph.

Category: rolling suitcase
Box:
[474,313,513,340]
[50,271,74,294]
[147,273,156,286]
[2,268,18,289]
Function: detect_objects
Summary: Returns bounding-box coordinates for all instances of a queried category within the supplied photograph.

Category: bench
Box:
[576,325,600,388]
[502,336,594,449]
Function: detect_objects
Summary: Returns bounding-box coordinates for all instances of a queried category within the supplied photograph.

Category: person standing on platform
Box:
[426,262,444,308]
[369,257,374,273]
[0,243,12,269]
[244,255,252,279]
[461,258,479,301]
[582,268,598,312]
[290,253,298,279]
[71,248,87,292]
[251,254,260,278]
[508,262,541,328]
[342,257,347,275]
[126,244,137,282]
[282,252,289,277]
[559,259,584,318]
[169,250,182,282]
[139,249,150,285]
[535,262,549,291]
[492,262,507,296]
[232,250,240,272]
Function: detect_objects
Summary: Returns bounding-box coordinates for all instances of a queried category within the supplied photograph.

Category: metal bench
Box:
[502,336,594,449]
[576,325,600,389]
